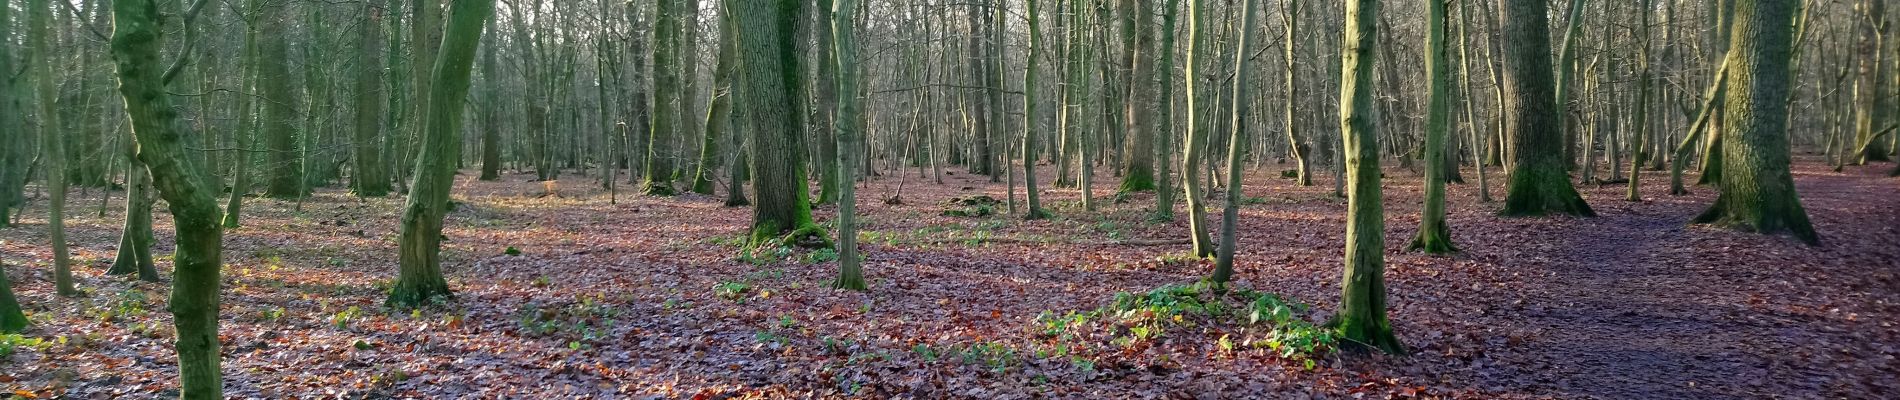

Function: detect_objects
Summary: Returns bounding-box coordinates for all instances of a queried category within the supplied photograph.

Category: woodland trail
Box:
[1463,165,1900,399]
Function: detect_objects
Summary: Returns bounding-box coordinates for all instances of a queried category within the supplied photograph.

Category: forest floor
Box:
[1,158,1896,399]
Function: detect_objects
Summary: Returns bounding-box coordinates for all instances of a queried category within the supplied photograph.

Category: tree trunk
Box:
[1331,0,1403,355]
[1209,0,1260,288]
[646,0,683,195]
[111,0,233,394]
[693,8,739,195]
[1409,0,1456,254]
[1178,0,1213,257]
[260,3,304,199]
[1117,0,1157,193]
[738,0,827,248]
[1855,0,1892,163]
[1629,0,1654,202]
[29,0,76,296]
[1282,0,1313,186]
[109,156,161,282]
[1692,0,1819,245]
[830,0,868,290]
[0,0,23,229]
[388,0,496,307]
[1022,0,1052,219]
[357,2,393,195]
[1499,0,1594,217]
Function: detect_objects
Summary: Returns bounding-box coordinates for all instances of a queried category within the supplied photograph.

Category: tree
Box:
[692,7,739,195]
[1117,0,1158,193]
[108,157,161,282]
[29,0,77,296]
[1022,0,1052,220]
[1498,0,1594,217]
[260,2,304,199]
[1628,0,1655,201]
[0,259,22,333]
[355,1,393,195]
[1207,0,1258,288]
[388,0,498,307]
[830,0,867,290]
[1855,0,1892,163]
[1333,0,1403,355]
[0,0,24,229]
[737,0,827,248]
[1282,0,1313,186]
[1692,0,1819,245]
[646,0,684,195]
[111,0,234,394]
[1178,0,1214,258]
[1408,0,1455,254]
[224,9,261,228]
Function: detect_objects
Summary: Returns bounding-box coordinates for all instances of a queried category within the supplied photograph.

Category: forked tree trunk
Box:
[111,0,232,394]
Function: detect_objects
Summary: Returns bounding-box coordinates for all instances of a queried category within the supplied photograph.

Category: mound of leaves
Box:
[941,195,1003,217]
[1034,282,1337,365]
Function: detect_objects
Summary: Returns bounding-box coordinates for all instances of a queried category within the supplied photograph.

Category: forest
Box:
[0,0,1896,397]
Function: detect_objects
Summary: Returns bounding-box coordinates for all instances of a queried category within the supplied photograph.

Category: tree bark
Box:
[357,2,394,194]
[1209,0,1260,289]
[1499,0,1594,217]
[1178,0,1213,257]
[1409,0,1456,254]
[830,0,867,290]
[29,0,77,296]
[111,0,232,394]
[388,0,496,307]
[1693,0,1819,245]
[1331,0,1403,355]
[738,0,827,248]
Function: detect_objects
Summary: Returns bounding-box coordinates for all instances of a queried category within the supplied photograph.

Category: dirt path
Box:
[1462,166,1900,399]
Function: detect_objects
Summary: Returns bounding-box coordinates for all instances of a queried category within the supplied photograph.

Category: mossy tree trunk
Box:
[479,19,503,182]
[1692,0,1819,245]
[388,0,496,307]
[0,259,23,333]
[29,0,77,296]
[1671,61,1728,196]
[1208,0,1258,288]
[1179,0,1214,258]
[1409,0,1455,254]
[111,0,232,394]
[1332,0,1403,355]
[738,0,827,249]
[1498,0,1594,217]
